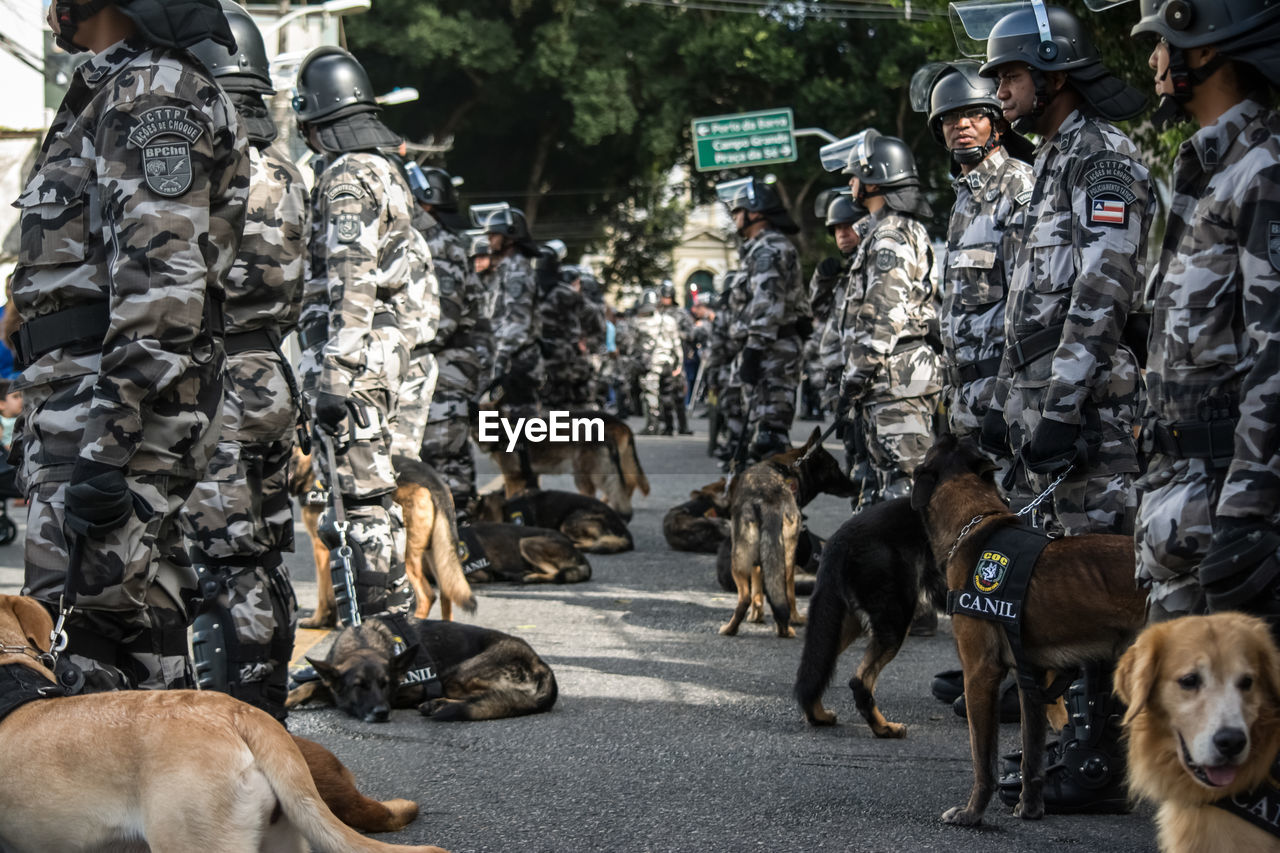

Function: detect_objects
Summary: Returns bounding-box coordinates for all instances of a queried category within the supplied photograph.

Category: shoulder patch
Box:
[129,107,204,198]
[1015,190,1033,206]
[875,249,898,272]
[754,250,777,274]
[1268,221,1280,273]
[334,212,361,243]
[1081,156,1137,230]
[327,181,367,201]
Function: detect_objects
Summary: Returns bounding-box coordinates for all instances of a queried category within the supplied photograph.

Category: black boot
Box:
[642,414,661,436]
[997,664,1129,814]
[676,402,693,435]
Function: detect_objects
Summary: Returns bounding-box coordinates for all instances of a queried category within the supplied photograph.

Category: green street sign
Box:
[692,108,797,172]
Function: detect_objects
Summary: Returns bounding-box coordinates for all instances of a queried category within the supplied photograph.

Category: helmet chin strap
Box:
[1012,68,1057,134]
[951,128,1002,167]
[54,0,113,53]
[1152,46,1228,130]
[736,211,765,238]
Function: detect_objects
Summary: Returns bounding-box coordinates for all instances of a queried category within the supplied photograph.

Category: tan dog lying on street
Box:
[1116,613,1280,853]
[0,594,448,853]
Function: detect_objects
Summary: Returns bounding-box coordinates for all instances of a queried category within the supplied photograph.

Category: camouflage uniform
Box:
[490,252,542,406]
[581,290,608,406]
[1136,99,1280,619]
[941,147,1033,455]
[715,267,752,452]
[299,151,427,621]
[388,208,441,458]
[839,210,941,501]
[803,261,842,415]
[181,142,307,718]
[990,110,1152,536]
[732,228,807,448]
[539,280,588,408]
[607,311,641,417]
[12,38,248,691]
[634,303,684,430]
[419,215,493,508]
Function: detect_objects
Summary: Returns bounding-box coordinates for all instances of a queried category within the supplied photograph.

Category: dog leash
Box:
[322,433,362,627]
[944,464,1074,565]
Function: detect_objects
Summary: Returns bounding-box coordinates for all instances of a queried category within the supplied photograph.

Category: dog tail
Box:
[757,504,792,627]
[424,471,477,616]
[233,703,444,852]
[794,535,862,725]
[290,735,419,833]
[618,426,650,497]
[427,639,559,722]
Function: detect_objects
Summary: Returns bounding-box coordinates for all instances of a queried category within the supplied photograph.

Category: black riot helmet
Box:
[188,1,273,94]
[56,0,234,54]
[819,130,933,219]
[825,193,866,233]
[471,202,537,256]
[659,281,677,301]
[715,176,800,235]
[292,46,379,123]
[411,166,461,209]
[913,61,1001,144]
[952,2,1146,125]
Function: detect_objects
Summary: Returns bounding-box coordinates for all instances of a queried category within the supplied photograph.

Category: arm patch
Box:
[1082,156,1137,229]
[130,108,205,199]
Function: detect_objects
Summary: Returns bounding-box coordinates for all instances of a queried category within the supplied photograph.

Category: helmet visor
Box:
[819,130,880,175]
[812,186,851,218]
[910,62,956,112]
[465,229,491,256]
[715,177,757,211]
[949,0,1046,57]
[469,202,514,232]
[1082,0,1132,10]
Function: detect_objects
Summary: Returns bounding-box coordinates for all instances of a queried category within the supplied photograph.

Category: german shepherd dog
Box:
[663,478,730,554]
[287,614,558,724]
[0,595,447,853]
[461,522,592,584]
[793,497,940,737]
[472,407,650,521]
[472,487,634,553]
[290,450,476,628]
[715,528,825,593]
[720,427,857,638]
[911,435,1147,826]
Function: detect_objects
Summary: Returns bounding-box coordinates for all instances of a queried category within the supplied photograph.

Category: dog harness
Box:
[379,613,444,701]
[502,494,537,526]
[0,663,68,724]
[456,527,494,578]
[1214,754,1280,838]
[946,522,1073,704]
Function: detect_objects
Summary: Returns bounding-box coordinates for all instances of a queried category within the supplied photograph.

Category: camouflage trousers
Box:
[748,334,802,436]
[391,350,439,458]
[543,352,594,408]
[24,474,200,692]
[421,346,486,507]
[1009,468,1136,538]
[852,392,940,502]
[1135,457,1221,622]
[719,367,746,448]
[311,387,410,622]
[641,362,683,423]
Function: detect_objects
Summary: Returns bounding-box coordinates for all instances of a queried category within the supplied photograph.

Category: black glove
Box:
[64,460,133,539]
[1021,416,1086,475]
[739,348,763,386]
[314,392,348,435]
[816,256,843,279]
[835,383,861,423]
[979,408,1010,457]
[1200,518,1280,615]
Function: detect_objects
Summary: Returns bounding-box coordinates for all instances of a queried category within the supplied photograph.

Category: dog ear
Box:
[1245,618,1280,710]
[910,469,936,511]
[805,426,821,450]
[1115,626,1163,726]
[307,657,342,687]
[10,596,54,652]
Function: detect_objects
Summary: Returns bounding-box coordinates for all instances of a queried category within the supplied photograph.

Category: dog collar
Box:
[0,663,66,725]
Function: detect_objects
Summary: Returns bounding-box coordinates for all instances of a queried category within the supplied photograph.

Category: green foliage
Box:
[346,0,1184,280]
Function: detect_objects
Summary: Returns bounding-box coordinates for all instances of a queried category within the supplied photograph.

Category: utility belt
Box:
[891,336,926,356]
[224,324,282,356]
[297,310,397,350]
[948,356,1002,387]
[1146,416,1237,469]
[11,296,225,371]
[1007,322,1066,371]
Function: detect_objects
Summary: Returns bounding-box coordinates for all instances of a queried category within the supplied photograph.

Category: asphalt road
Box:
[0,415,1159,853]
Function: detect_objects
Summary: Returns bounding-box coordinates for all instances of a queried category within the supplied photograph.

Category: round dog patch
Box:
[973,549,1010,594]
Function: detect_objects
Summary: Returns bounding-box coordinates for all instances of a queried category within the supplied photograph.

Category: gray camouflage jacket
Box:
[731,228,807,352]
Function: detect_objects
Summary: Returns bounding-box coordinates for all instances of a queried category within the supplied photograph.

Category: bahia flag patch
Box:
[1090,198,1127,226]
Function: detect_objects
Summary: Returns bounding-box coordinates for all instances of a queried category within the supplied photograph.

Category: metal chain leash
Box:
[1015,464,1074,523]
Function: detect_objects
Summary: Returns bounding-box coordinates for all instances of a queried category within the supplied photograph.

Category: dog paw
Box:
[805,705,837,726]
[941,807,982,826]
[1013,800,1044,821]
[298,613,334,630]
[718,623,739,636]
[873,722,907,739]
[777,626,796,638]
[791,613,807,626]
[748,610,765,623]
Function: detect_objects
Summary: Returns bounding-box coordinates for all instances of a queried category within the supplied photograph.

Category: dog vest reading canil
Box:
[456,527,493,577]
[379,613,444,700]
[1215,754,1280,839]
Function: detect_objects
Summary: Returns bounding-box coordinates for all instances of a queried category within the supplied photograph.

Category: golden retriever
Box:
[0,594,448,853]
[1116,612,1280,853]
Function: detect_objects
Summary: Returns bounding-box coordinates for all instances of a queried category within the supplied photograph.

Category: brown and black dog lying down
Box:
[794,496,940,738]
[911,435,1147,826]
[1116,613,1280,853]
[721,427,858,638]
[460,522,592,584]
[290,450,476,628]
[0,594,445,853]
[473,487,633,553]
[287,614,558,724]
[472,408,650,520]
[664,478,730,553]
